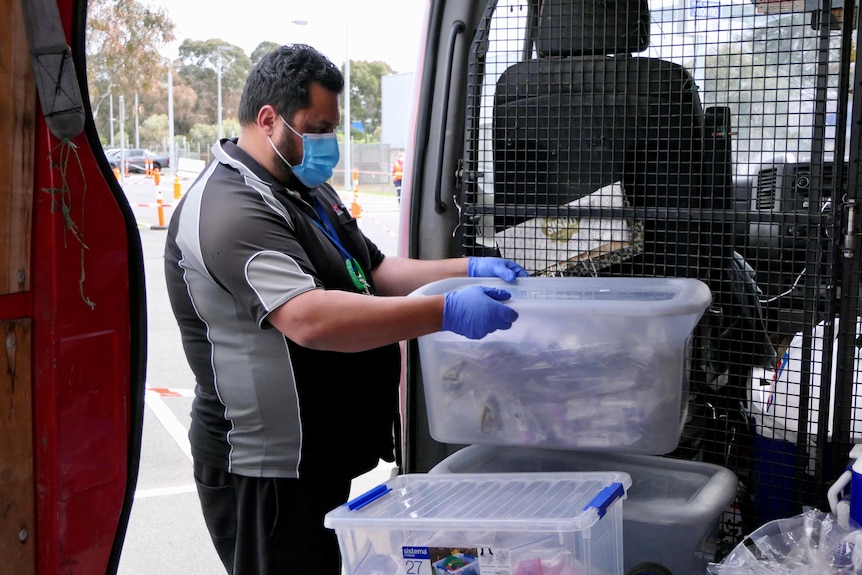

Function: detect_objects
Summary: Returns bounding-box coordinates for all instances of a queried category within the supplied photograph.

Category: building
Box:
[381,72,414,150]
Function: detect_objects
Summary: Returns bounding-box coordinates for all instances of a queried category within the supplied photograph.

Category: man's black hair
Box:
[238,44,344,125]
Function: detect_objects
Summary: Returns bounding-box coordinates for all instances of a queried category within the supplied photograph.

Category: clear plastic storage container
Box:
[324,472,631,575]
[429,445,739,575]
[410,277,712,454]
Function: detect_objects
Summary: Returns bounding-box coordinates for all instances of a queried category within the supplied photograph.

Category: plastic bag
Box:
[708,509,862,575]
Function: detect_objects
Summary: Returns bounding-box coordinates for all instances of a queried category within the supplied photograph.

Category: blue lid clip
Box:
[347,484,393,511]
[583,482,625,519]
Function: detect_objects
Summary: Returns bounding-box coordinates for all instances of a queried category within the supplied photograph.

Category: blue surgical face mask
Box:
[267,115,340,188]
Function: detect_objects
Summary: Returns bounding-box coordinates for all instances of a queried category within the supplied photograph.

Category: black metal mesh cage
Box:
[455,0,859,559]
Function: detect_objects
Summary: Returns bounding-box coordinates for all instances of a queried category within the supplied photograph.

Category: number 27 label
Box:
[402,545,500,574]
[401,547,431,574]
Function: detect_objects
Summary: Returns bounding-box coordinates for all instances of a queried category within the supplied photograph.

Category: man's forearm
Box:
[371,256,469,296]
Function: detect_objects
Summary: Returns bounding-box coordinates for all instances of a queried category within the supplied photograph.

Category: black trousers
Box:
[193,460,352,575]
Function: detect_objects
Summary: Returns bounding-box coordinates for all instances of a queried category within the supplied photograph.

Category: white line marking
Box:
[365,212,398,238]
[134,484,198,499]
[145,389,193,462]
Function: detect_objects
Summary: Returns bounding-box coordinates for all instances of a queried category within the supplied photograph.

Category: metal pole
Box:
[168,64,176,173]
[119,95,125,186]
[343,2,351,194]
[109,93,114,147]
[217,50,223,141]
[134,92,140,148]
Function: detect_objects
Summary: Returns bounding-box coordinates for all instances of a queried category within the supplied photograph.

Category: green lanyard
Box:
[312,198,371,295]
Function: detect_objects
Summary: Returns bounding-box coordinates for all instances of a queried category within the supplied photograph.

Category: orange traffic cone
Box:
[156,187,165,228]
[350,188,362,218]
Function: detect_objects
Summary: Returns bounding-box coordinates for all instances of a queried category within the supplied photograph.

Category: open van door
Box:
[1,0,146,573]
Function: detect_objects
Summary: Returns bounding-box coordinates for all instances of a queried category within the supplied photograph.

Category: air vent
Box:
[756,168,777,210]
[822,163,847,198]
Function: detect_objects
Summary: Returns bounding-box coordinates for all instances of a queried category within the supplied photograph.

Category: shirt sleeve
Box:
[197,182,322,328]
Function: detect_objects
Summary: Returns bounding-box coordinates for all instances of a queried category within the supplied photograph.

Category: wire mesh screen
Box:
[456,0,858,560]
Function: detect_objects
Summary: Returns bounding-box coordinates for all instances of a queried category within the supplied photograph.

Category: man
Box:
[164,44,527,575]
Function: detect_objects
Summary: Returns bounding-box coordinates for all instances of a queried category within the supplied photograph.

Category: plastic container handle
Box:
[583,482,625,519]
[346,484,392,511]
[829,470,852,516]
[828,445,862,518]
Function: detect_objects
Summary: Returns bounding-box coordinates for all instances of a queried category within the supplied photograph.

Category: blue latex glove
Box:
[442,286,519,339]
[467,257,528,282]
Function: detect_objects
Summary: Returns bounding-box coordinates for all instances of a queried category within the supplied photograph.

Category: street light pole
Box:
[109,94,114,147]
[343,1,351,195]
[216,45,230,141]
[134,92,140,148]
[288,18,350,192]
[168,63,175,173]
[119,95,126,185]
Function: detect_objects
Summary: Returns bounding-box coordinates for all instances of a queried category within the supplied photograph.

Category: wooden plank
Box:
[0,320,35,574]
[0,3,36,573]
[0,0,34,296]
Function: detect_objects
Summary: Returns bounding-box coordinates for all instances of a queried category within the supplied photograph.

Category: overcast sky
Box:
[145,0,427,74]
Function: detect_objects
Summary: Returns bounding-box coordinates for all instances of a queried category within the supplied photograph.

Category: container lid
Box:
[409,277,712,317]
[324,472,631,532]
[429,445,739,526]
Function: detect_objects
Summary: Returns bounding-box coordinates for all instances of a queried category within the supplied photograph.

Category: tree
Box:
[189,123,219,149]
[136,68,199,135]
[139,114,169,150]
[177,40,252,127]
[187,118,240,150]
[251,42,280,65]
[346,60,394,140]
[222,118,242,140]
[701,12,847,168]
[85,0,175,133]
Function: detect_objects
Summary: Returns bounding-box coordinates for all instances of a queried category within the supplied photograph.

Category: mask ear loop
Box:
[279,115,303,138]
[268,114,302,170]
[267,136,295,169]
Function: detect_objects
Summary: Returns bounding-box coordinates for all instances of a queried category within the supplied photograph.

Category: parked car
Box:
[106,148,170,173]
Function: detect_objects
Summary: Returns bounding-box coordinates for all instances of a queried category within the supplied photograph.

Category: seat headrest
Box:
[536,0,651,58]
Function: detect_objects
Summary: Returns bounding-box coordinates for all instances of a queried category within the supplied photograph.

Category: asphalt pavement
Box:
[116,173,402,574]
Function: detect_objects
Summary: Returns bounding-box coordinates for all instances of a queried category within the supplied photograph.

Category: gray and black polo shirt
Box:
[164,139,400,480]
